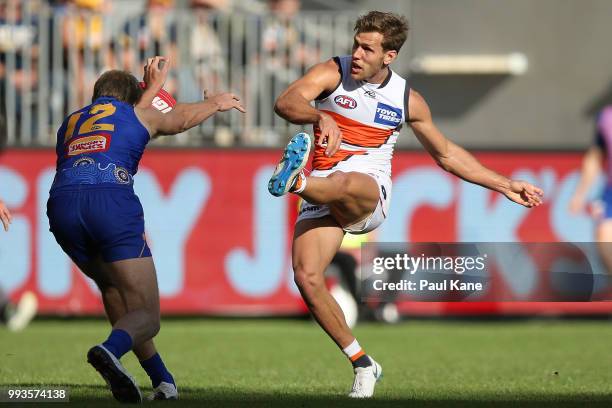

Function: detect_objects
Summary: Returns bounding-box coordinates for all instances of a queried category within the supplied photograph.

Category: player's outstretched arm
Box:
[137,56,170,109]
[409,89,543,208]
[274,59,343,156]
[135,91,245,137]
[0,200,12,232]
[569,146,603,214]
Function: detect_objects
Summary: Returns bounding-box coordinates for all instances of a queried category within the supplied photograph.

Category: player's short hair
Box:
[354,11,409,52]
[92,70,142,105]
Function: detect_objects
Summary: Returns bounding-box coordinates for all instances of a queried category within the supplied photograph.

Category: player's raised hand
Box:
[317,112,342,157]
[205,90,246,113]
[0,200,12,232]
[143,56,170,92]
[504,180,544,208]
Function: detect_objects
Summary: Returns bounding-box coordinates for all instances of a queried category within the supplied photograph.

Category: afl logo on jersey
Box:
[334,95,357,109]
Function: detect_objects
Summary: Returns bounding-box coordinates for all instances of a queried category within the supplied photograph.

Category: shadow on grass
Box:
[32,384,612,407]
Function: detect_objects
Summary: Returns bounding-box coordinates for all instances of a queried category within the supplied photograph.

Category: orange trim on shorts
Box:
[349,350,366,362]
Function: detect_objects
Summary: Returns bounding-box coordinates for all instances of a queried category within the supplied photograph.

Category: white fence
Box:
[0,1,356,147]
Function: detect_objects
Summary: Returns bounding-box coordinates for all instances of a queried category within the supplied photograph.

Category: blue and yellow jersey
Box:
[50,97,150,192]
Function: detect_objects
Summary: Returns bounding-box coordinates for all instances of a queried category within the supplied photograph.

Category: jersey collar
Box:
[362,67,393,89]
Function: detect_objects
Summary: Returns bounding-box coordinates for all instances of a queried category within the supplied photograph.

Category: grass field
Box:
[2,318,612,407]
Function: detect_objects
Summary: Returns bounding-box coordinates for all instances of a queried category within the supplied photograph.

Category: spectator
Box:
[247,0,319,145]
[187,0,227,96]
[180,0,234,144]
[0,0,40,141]
[120,0,178,95]
[61,0,111,107]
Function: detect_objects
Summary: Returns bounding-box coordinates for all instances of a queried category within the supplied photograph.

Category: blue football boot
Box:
[268,132,311,197]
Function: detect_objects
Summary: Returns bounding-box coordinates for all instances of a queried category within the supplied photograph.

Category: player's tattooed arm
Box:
[137,56,170,109]
[0,200,12,232]
[135,91,245,137]
[275,59,343,157]
[409,89,543,208]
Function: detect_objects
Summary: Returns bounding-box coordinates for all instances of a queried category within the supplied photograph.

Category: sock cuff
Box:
[293,173,307,194]
[139,352,174,388]
[350,350,366,362]
[342,339,363,359]
[140,352,161,368]
[102,329,134,360]
[112,329,133,348]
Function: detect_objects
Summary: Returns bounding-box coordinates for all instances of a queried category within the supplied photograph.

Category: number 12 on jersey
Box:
[63,103,116,144]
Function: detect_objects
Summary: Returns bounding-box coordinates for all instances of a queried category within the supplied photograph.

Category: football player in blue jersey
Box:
[46,58,245,403]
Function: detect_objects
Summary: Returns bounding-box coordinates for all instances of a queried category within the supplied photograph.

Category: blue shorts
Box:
[601,186,612,220]
[47,185,152,264]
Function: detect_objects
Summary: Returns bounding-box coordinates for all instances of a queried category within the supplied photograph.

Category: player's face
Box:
[351,32,397,82]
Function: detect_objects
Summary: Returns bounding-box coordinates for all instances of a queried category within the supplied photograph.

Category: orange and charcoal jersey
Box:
[312,55,410,179]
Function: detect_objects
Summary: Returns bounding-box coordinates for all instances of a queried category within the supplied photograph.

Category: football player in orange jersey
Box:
[269,11,543,398]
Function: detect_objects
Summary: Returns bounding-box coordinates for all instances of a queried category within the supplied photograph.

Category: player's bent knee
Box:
[328,171,373,204]
[122,287,158,312]
[327,171,350,196]
[149,316,161,338]
[139,309,160,338]
[146,306,161,332]
[293,264,326,293]
[102,286,122,302]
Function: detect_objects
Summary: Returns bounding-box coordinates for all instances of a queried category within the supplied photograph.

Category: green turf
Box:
[1,318,612,406]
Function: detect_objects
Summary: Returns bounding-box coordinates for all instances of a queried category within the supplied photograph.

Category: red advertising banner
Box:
[0,149,607,315]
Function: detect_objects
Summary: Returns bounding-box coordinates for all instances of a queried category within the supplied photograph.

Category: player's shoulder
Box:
[62,103,90,122]
[408,88,425,102]
[306,58,342,77]
[298,58,343,95]
[406,88,429,120]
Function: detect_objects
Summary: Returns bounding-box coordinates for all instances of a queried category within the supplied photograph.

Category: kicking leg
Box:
[267,132,380,226]
[298,171,379,226]
[293,216,382,398]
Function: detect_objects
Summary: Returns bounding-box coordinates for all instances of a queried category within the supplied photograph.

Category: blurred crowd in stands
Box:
[0,0,343,146]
